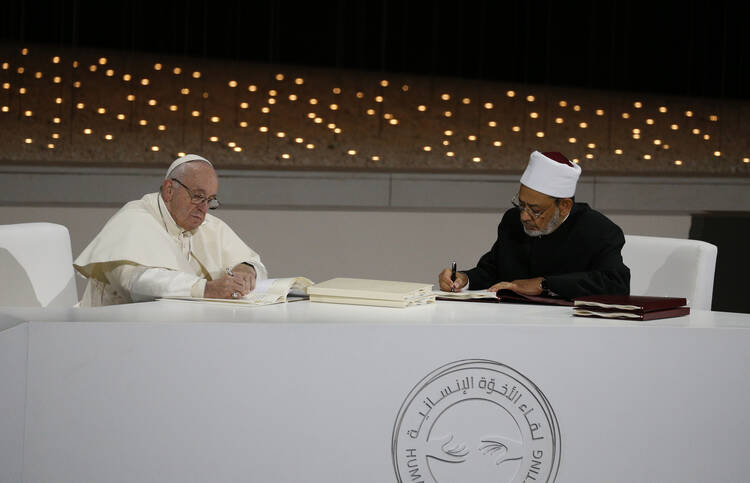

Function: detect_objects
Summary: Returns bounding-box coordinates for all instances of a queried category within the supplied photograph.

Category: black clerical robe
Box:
[464,203,630,298]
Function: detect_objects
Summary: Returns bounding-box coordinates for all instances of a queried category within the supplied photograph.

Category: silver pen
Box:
[225,267,234,277]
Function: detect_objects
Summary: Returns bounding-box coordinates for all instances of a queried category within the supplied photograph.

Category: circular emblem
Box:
[392,359,560,483]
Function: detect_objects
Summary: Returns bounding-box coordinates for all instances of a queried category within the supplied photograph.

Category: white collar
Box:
[158,194,195,238]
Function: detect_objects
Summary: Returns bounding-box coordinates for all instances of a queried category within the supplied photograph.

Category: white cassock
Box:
[74,192,267,306]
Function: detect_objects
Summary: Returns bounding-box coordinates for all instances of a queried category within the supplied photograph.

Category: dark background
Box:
[2,0,747,99]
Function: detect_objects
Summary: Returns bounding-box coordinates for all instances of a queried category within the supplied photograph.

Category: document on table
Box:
[159,277,313,306]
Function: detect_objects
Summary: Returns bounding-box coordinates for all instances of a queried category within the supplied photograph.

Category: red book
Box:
[573,295,689,320]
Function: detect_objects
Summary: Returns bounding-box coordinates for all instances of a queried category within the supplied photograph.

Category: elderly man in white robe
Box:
[74,154,267,306]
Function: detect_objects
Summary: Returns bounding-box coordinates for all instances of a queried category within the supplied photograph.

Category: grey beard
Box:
[523,207,562,237]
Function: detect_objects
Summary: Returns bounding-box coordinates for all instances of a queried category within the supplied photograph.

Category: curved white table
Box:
[2,301,749,483]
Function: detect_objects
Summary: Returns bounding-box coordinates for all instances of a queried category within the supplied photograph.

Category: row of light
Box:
[3,49,744,166]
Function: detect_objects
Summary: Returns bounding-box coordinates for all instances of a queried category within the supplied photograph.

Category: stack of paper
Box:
[308,278,435,308]
[573,295,689,320]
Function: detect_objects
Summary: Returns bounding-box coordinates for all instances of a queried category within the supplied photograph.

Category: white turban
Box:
[164,154,213,179]
[520,151,581,198]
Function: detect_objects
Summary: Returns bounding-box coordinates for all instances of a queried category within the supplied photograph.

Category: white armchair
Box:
[0,222,78,307]
[622,235,717,310]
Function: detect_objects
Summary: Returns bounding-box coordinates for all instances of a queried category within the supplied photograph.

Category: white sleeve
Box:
[106,265,205,302]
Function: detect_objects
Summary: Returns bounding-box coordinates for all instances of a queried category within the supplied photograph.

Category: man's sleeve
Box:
[106,264,206,302]
[463,223,504,290]
[544,225,630,298]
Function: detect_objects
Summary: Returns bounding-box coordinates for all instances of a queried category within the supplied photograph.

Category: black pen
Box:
[450,261,457,292]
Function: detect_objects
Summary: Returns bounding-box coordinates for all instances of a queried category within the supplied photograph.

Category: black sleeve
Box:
[545,223,630,298]
[464,223,503,290]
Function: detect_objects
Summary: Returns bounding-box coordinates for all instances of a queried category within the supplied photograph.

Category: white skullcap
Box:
[164,154,213,179]
[520,150,581,198]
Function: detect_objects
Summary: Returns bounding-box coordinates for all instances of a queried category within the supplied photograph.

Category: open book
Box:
[436,289,573,306]
[159,277,313,306]
[434,290,498,301]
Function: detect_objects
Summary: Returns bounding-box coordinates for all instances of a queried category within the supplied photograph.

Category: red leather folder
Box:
[573,295,690,320]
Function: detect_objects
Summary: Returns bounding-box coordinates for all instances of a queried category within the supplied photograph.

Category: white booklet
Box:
[307,278,435,308]
[434,289,497,300]
[159,277,314,306]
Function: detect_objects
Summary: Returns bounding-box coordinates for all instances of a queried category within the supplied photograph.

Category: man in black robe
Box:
[439,151,630,299]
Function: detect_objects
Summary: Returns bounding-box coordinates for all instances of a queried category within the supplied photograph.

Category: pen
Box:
[226,267,234,277]
[450,261,457,292]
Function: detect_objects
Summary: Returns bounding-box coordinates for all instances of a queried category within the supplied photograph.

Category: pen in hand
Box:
[450,261,457,292]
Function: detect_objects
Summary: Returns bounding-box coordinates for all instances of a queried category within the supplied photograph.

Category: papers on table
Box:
[308,278,435,308]
[159,277,313,307]
[434,289,497,300]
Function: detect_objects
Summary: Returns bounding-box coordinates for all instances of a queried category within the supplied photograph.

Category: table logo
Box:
[392,359,560,483]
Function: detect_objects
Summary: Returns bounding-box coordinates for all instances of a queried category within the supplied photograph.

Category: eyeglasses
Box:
[511,193,553,219]
[171,178,220,210]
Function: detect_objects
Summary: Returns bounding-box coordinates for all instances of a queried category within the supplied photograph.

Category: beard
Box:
[523,207,562,237]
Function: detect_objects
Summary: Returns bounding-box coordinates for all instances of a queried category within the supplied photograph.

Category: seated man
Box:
[74,154,267,306]
[439,150,629,299]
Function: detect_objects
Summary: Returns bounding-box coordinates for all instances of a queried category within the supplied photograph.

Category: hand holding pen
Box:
[438,261,468,292]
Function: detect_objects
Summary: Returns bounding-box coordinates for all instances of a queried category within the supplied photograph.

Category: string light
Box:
[506,90,515,97]
[484,102,494,109]
[441,93,450,101]
[526,95,535,102]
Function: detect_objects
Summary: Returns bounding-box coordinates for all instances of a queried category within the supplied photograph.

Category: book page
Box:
[434,290,497,299]
[159,277,313,306]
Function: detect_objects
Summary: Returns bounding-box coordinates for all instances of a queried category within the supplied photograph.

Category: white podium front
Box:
[1,301,749,483]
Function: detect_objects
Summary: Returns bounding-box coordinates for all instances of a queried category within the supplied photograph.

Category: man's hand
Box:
[439,269,468,292]
[488,277,544,295]
[204,272,250,299]
[231,263,257,292]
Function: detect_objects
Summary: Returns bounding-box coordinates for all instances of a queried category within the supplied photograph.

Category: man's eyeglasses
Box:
[171,178,220,210]
[511,194,553,219]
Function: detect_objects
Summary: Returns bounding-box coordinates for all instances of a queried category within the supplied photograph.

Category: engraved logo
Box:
[392,359,560,483]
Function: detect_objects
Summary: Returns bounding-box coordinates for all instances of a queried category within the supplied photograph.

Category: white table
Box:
[2,300,749,483]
